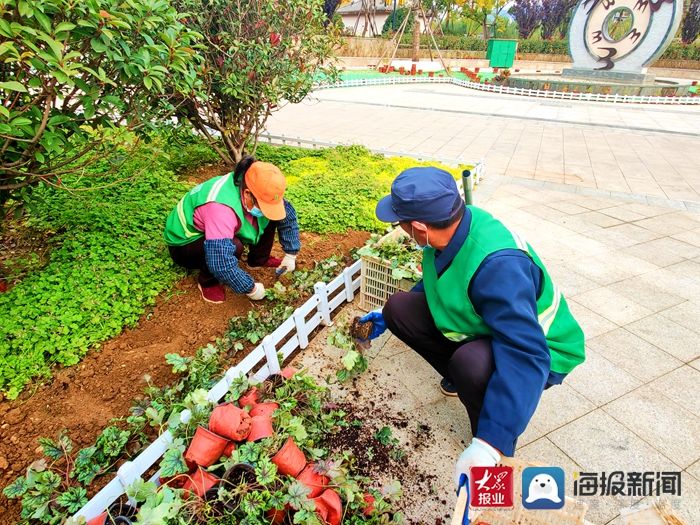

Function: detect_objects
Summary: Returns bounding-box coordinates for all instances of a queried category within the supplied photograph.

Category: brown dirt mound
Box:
[0,229,369,523]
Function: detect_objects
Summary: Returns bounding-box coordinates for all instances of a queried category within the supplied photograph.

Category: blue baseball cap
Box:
[375,167,463,223]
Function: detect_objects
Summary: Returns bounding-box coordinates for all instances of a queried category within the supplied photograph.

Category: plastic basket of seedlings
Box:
[357,228,423,312]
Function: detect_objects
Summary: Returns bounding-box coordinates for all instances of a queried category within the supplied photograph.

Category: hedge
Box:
[397,34,700,61]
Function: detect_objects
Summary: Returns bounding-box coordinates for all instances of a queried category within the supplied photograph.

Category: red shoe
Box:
[197,283,226,304]
[249,256,282,268]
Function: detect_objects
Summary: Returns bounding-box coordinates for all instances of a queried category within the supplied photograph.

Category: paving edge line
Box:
[259,132,700,213]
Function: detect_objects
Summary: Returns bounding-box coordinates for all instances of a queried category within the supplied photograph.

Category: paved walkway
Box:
[272,84,700,524]
[264,83,700,204]
[293,179,700,524]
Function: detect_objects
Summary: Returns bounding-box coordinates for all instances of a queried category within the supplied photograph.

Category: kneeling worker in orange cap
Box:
[164,156,300,303]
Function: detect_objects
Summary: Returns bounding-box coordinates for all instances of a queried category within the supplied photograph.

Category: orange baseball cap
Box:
[245,161,287,221]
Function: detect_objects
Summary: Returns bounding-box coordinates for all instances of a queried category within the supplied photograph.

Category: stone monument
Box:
[564,0,684,83]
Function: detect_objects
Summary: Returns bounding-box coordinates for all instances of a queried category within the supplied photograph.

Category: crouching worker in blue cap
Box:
[359,167,585,488]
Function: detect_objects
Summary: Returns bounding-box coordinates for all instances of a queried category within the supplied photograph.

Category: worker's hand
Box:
[454,438,501,488]
[246,282,266,301]
[275,253,297,276]
[358,309,387,340]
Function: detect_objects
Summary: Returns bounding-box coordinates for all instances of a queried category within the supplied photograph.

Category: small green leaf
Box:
[2,477,28,498]
[341,349,359,371]
[0,81,27,93]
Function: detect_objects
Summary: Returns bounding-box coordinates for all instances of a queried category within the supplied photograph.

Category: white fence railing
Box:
[314,76,700,105]
[75,260,363,522]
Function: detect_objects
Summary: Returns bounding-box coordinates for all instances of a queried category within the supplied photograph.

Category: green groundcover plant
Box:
[0,136,213,399]
[0,139,466,399]
[271,145,466,234]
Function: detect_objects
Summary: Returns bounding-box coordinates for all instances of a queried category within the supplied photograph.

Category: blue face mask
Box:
[249,206,264,218]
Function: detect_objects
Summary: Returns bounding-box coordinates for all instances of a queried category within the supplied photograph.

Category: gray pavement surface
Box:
[264,83,700,203]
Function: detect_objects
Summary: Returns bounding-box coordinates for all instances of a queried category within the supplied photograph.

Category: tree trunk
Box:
[482,18,489,41]
[412,11,421,62]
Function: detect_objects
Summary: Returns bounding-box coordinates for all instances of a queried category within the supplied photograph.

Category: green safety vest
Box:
[423,206,585,374]
[163,173,269,246]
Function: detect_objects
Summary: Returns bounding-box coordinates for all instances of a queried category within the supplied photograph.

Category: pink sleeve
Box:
[193,202,240,240]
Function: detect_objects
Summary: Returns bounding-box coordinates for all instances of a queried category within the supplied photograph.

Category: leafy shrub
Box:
[0,143,191,398]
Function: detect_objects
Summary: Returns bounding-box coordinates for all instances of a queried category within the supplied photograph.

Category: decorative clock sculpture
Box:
[566,0,683,78]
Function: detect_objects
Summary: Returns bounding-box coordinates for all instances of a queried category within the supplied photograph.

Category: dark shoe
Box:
[248,256,282,268]
[440,377,458,397]
[198,283,225,304]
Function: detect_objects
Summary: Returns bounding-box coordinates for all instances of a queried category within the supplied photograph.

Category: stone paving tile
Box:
[600,206,648,223]
[617,240,688,267]
[586,328,682,382]
[575,210,625,228]
[664,259,700,283]
[658,300,700,335]
[688,459,700,481]
[613,472,700,525]
[633,213,700,236]
[635,268,700,302]
[566,347,642,407]
[413,398,471,449]
[377,348,444,407]
[549,410,681,524]
[573,287,654,325]
[606,276,685,313]
[672,229,700,248]
[567,299,619,338]
[624,313,700,363]
[604,384,700,468]
[650,366,700,418]
[529,383,596,434]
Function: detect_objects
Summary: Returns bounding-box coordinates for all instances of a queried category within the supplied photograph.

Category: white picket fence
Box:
[74,260,363,521]
[315,75,700,105]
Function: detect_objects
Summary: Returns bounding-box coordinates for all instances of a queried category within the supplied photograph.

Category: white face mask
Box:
[411,223,431,250]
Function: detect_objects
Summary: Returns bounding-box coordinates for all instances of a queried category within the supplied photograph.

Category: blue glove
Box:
[358,309,387,340]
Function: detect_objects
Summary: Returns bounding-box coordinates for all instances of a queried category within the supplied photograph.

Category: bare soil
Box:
[0,183,369,523]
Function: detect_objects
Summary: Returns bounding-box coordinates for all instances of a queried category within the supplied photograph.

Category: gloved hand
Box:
[454,438,501,488]
[358,309,387,340]
[246,282,266,301]
[275,253,297,276]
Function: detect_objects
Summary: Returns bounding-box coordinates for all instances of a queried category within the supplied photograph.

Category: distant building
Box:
[337,0,394,37]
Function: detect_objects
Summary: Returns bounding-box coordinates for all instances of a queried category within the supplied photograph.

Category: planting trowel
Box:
[451,473,470,525]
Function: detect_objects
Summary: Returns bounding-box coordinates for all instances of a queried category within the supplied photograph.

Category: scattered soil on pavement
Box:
[0,226,369,523]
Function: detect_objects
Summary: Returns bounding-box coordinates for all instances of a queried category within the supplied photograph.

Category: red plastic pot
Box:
[160,472,190,489]
[363,493,375,516]
[271,437,306,477]
[183,467,220,498]
[281,366,298,379]
[184,426,229,467]
[246,415,274,441]
[297,463,329,498]
[238,387,259,408]
[267,507,286,525]
[313,488,342,525]
[428,71,434,78]
[474,67,480,73]
[250,402,279,418]
[209,402,252,441]
[88,513,107,525]
[223,441,236,457]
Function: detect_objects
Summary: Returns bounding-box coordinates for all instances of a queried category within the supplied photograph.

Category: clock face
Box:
[569,0,681,72]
